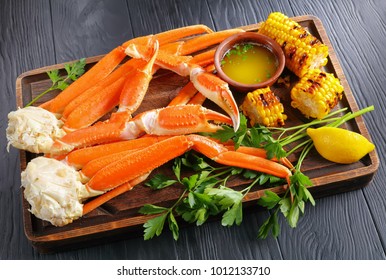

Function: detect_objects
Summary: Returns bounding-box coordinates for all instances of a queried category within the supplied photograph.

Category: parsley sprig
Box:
[25,58,86,107]
[139,153,283,240]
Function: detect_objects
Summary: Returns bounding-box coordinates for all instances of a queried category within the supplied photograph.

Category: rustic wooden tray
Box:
[16,15,379,253]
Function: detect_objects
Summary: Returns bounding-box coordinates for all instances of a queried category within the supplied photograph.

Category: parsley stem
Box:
[25,87,54,107]
[205,168,233,181]
[279,132,307,147]
[285,139,312,157]
[170,189,188,211]
[326,105,374,128]
[25,75,74,107]
[296,141,314,170]
[241,176,261,197]
[271,108,348,135]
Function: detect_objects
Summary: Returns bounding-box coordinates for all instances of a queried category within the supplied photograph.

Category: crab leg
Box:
[189,49,216,67]
[80,150,141,180]
[62,33,216,130]
[223,145,295,170]
[118,39,159,113]
[188,135,292,184]
[122,24,213,48]
[50,104,231,156]
[62,41,159,131]
[168,82,198,106]
[65,135,169,169]
[188,92,206,105]
[168,64,215,106]
[82,172,150,216]
[154,24,213,45]
[86,134,292,192]
[178,29,244,55]
[86,136,192,191]
[63,76,126,132]
[61,58,146,122]
[42,46,127,115]
[79,136,170,179]
[189,66,239,130]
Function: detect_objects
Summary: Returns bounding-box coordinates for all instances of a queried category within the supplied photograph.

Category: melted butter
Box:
[221,42,278,84]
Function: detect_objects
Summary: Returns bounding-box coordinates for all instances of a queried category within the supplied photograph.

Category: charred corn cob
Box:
[258,12,329,77]
[291,69,344,119]
[241,87,287,127]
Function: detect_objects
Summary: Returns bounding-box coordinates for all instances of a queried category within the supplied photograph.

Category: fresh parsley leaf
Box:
[264,140,286,160]
[143,213,167,240]
[207,114,248,149]
[272,212,280,237]
[144,174,178,190]
[298,200,305,214]
[287,200,300,228]
[208,125,236,143]
[222,203,242,226]
[193,192,213,205]
[257,190,281,209]
[65,58,86,81]
[172,158,182,181]
[139,204,168,215]
[181,153,212,171]
[25,58,86,107]
[168,212,179,241]
[279,197,291,217]
[257,211,280,239]
[46,69,61,84]
[195,208,208,226]
[303,187,315,206]
[188,192,196,207]
[57,80,69,91]
[243,169,259,179]
[182,174,199,190]
[205,187,243,209]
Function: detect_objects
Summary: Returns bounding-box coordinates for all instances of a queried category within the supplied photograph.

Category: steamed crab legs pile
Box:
[7,25,294,227]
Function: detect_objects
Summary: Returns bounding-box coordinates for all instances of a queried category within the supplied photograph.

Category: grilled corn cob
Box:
[258,12,329,77]
[291,69,344,119]
[241,87,287,127]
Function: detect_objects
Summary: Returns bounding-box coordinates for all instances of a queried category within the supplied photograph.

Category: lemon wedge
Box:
[306,127,375,164]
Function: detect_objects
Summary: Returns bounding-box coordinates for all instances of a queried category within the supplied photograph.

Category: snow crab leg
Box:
[49,104,232,156]
[86,134,292,191]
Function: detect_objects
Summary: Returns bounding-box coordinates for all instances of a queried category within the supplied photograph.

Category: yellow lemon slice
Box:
[306,127,375,164]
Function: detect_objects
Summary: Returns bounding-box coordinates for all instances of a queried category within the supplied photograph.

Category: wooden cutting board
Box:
[15,15,379,253]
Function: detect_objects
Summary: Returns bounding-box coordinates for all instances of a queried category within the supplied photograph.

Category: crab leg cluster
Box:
[8,24,295,227]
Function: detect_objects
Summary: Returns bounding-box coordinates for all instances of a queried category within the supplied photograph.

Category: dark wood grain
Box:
[1,0,386,260]
[50,0,133,62]
[0,0,57,260]
[206,0,293,30]
[126,0,215,36]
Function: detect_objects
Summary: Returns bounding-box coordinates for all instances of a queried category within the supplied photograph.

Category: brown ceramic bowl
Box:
[214,32,285,92]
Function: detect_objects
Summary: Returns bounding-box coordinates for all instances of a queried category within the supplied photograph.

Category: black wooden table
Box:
[1,0,385,260]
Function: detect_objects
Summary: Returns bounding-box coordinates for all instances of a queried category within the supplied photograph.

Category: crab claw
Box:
[127,104,233,136]
[190,67,240,131]
[50,104,231,156]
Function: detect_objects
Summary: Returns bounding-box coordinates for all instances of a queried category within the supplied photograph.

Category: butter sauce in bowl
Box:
[214,32,285,92]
